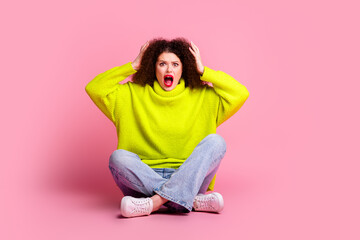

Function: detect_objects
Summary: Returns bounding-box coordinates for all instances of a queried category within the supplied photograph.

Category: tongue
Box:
[165,79,173,87]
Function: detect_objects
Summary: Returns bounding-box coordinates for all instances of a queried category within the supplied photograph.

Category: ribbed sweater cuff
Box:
[121,62,137,75]
[200,66,220,85]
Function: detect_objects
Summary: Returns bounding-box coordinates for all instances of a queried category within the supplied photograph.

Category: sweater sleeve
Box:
[200,66,249,127]
[85,62,137,123]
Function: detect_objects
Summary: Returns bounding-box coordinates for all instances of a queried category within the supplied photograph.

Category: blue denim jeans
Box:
[108,134,226,212]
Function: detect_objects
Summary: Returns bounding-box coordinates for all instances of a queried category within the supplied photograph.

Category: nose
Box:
[166,65,173,72]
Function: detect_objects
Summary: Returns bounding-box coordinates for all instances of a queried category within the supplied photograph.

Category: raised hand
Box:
[131,41,150,71]
[189,41,205,75]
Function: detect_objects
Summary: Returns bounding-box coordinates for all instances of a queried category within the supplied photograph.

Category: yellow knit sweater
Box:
[85,62,249,191]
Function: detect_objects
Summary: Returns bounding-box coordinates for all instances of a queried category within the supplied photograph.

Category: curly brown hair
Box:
[132,37,207,89]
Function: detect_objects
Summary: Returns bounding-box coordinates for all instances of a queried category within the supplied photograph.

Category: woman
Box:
[85,38,249,218]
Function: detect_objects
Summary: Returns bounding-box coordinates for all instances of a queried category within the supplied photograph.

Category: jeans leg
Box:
[154,134,227,212]
[198,164,221,194]
[109,149,167,197]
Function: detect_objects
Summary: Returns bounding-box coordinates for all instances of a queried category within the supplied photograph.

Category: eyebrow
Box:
[157,60,180,63]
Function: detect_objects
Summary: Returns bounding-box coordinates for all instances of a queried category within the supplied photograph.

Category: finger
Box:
[189,44,199,56]
[190,41,196,50]
[142,41,149,47]
[140,42,149,52]
[142,42,149,49]
[189,47,196,57]
[191,41,199,52]
[189,46,194,52]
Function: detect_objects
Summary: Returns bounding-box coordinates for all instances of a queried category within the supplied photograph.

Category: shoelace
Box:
[195,196,216,210]
[130,198,151,214]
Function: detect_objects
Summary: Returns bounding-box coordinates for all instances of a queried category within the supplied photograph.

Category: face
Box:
[155,52,183,91]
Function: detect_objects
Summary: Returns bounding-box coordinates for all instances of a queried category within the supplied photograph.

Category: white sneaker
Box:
[120,196,153,218]
[193,192,224,213]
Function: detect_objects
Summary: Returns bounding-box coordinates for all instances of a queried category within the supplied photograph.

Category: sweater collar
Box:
[153,78,186,97]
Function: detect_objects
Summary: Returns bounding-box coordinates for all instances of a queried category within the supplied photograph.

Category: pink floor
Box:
[2,0,360,239]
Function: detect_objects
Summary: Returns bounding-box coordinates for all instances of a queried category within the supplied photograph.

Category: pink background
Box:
[1,0,359,239]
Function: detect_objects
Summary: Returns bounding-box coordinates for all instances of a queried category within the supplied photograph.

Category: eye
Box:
[159,62,165,66]
[173,63,179,67]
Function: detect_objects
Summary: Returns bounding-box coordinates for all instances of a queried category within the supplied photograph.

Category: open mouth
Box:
[164,75,174,87]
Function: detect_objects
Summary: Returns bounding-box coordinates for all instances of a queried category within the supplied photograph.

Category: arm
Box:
[189,41,249,126]
[200,66,249,126]
[85,41,149,123]
[85,62,136,99]
[85,62,136,123]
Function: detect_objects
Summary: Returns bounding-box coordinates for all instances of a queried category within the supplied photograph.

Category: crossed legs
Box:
[109,134,227,215]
